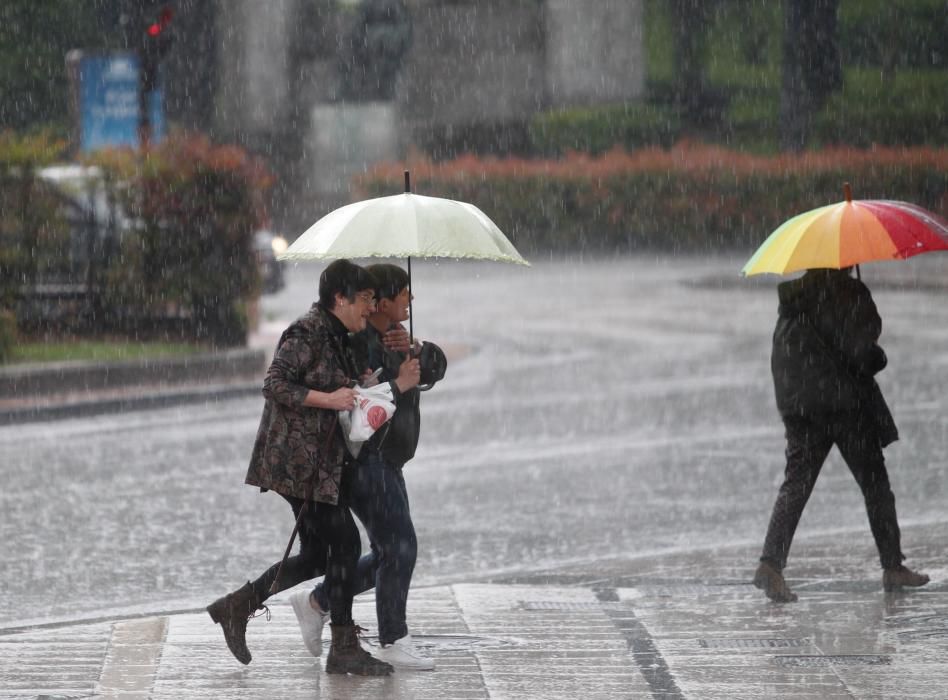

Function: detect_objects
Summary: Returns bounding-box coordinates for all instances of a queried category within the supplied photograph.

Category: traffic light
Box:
[134,1,174,148]
[141,2,174,92]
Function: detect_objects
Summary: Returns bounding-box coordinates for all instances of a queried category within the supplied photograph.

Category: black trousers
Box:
[760,412,904,571]
[250,492,361,625]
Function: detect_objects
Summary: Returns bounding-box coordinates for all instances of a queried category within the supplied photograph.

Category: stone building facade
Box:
[213,0,645,230]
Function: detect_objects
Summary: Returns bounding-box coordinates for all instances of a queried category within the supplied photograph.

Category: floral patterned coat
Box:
[245,303,360,503]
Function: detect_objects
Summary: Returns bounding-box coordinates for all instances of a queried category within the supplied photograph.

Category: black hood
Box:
[778,269,852,316]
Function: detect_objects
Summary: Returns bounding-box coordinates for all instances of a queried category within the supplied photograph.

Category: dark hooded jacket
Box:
[771,269,898,444]
[352,323,447,468]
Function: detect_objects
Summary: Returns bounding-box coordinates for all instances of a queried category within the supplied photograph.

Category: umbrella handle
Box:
[404,170,415,346]
[268,501,306,595]
[407,255,414,346]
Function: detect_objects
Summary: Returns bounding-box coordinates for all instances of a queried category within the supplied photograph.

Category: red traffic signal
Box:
[146,6,173,37]
[141,3,174,92]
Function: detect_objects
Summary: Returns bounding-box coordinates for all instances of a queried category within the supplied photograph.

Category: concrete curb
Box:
[0,347,267,397]
[0,347,268,424]
[0,382,262,425]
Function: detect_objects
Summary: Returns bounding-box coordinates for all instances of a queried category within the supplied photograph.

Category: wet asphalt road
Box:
[3,255,948,630]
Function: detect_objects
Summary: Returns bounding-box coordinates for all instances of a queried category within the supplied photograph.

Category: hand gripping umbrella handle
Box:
[268,412,338,595]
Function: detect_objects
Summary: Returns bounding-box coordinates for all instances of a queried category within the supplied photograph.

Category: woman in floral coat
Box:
[207,259,392,676]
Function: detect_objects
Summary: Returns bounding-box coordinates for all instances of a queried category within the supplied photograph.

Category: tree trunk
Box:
[779,0,841,152]
[670,0,713,123]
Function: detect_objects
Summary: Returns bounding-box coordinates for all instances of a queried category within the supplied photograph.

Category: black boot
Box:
[325,623,393,676]
[753,561,798,603]
[207,582,266,664]
[883,565,930,592]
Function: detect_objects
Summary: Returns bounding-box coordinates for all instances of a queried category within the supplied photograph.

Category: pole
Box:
[845,183,859,279]
[404,169,415,351]
[407,255,414,350]
[138,77,151,151]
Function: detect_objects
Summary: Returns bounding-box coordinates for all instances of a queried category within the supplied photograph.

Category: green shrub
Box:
[813,69,948,147]
[0,130,70,307]
[530,103,681,156]
[358,144,948,255]
[0,308,16,363]
[839,0,948,70]
[90,133,273,347]
[640,0,948,153]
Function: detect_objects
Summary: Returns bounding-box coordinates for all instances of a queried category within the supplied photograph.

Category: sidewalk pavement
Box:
[2,526,947,700]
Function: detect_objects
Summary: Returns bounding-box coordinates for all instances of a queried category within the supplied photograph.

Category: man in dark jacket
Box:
[292,263,447,670]
[754,267,929,602]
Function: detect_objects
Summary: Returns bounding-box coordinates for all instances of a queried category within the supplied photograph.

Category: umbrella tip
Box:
[404,170,411,193]
[843,182,852,203]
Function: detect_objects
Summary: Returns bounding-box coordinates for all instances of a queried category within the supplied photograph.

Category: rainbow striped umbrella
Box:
[742,184,948,276]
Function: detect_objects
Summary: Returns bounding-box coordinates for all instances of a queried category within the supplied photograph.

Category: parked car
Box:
[36,164,286,293]
[254,229,288,293]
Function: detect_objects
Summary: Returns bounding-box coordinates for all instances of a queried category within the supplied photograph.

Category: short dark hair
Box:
[318,259,375,308]
[365,263,409,301]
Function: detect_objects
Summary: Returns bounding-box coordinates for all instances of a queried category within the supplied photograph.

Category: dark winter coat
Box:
[353,324,447,468]
[771,269,898,445]
[245,303,359,503]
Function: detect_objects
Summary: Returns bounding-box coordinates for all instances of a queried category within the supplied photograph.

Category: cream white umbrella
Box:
[282,172,527,264]
[280,171,529,340]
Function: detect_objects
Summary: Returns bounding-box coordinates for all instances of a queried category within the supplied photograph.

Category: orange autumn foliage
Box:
[357,143,948,252]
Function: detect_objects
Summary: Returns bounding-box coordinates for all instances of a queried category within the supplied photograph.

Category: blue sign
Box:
[77,53,165,152]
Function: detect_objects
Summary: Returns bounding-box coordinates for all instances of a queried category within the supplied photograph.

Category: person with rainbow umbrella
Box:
[743,185,945,602]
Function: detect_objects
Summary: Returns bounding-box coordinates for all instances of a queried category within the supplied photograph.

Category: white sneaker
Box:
[289,589,329,658]
[373,634,435,671]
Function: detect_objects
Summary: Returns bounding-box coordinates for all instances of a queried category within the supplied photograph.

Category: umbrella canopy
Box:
[742,184,948,276]
[280,172,528,342]
[280,191,528,266]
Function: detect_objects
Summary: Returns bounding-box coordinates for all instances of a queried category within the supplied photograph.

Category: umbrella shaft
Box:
[407,256,414,347]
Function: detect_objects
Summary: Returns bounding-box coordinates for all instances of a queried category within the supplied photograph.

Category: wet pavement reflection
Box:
[3,255,948,697]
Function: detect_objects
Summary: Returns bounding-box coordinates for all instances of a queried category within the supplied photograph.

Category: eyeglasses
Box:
[355,292,376,306]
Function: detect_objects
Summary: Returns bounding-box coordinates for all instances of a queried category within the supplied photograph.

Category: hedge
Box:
[530,103,681,157]
[357,143,948,255]
[90,133,273,346]
[0,132,71,303]
[0,130,70,340]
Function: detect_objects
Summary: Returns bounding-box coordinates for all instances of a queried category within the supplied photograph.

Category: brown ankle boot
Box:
[753,561,798,603]
[325,623,393,676]
[207,582,266,664]
[883,565,930,592]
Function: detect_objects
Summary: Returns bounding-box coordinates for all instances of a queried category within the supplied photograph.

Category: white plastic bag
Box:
[338,383,395,457]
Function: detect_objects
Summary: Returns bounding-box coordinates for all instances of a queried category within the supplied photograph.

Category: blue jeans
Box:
[314,451,417,644]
